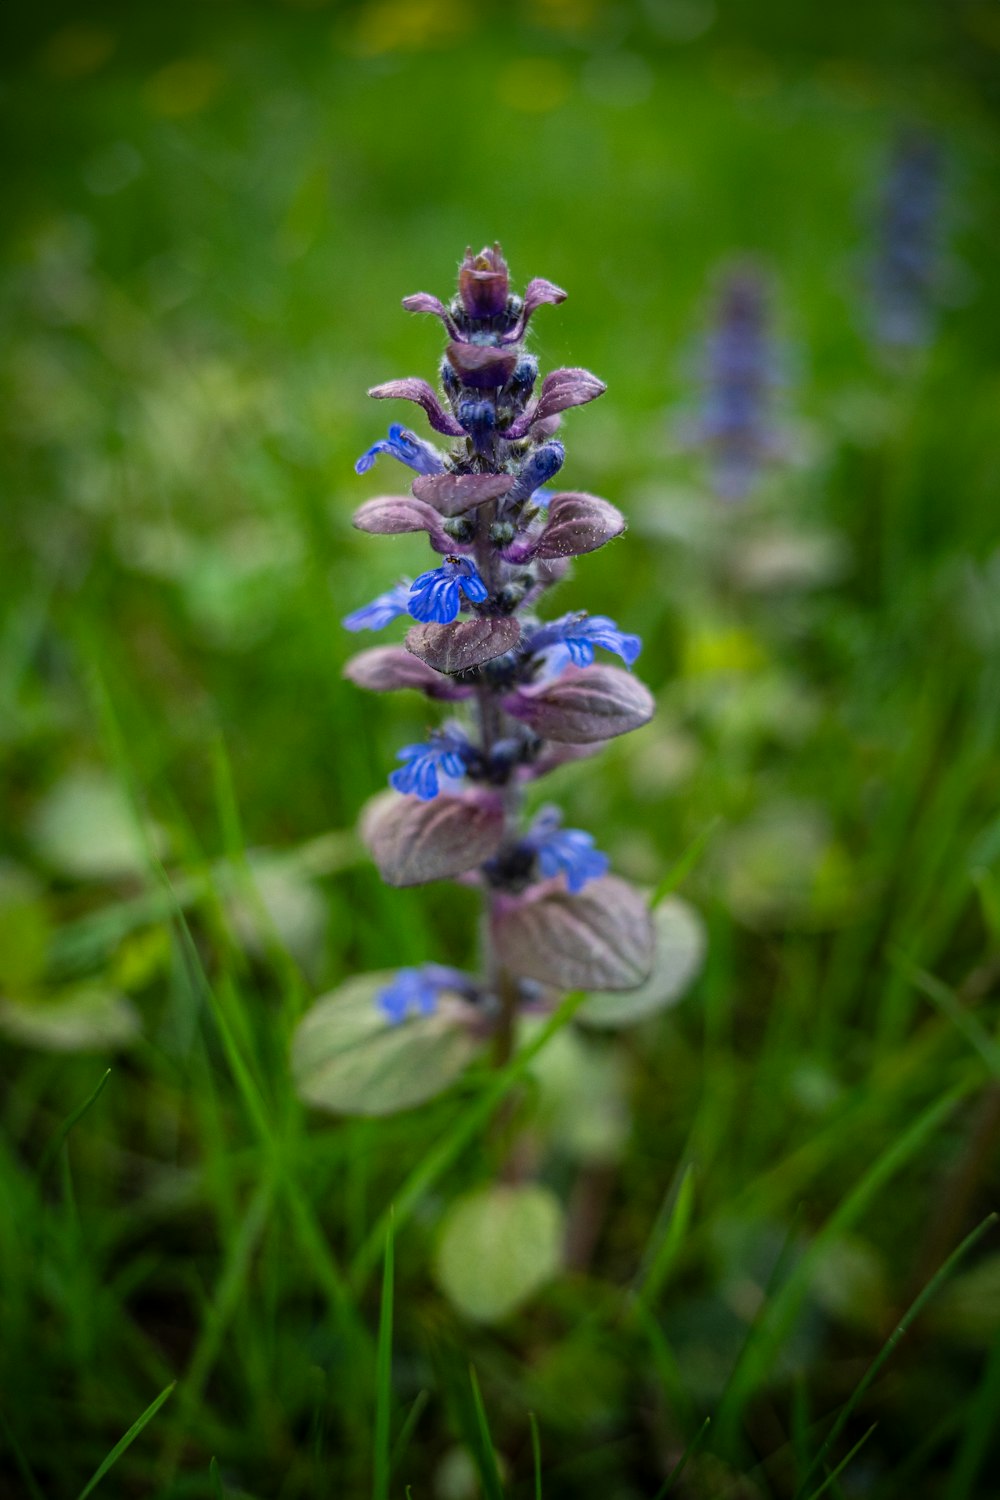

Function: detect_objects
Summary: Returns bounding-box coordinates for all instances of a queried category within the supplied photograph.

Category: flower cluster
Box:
[695,263,781,502]
[871,128,944,353]
[342,246,656,1026]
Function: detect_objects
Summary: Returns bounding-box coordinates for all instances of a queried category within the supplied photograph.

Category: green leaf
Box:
[373,1218,394,1500]
[291,972,481,1117]
[0,986,140,1052]
[577,898,706,1028]
[28,768,163,882]
[0,862,51,991]
[434,1184,564,1323]
[76,1381,176,1499]
[529,1026,631,1163]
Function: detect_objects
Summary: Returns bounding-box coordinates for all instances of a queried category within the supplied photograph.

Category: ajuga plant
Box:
[695,262,781,503]
[870,127,944,354]
[293,247,658,1115]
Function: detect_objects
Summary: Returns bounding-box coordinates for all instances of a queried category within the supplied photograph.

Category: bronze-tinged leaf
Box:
[364,791,505,886]
[353,495,447,543]
[343,646,473,701]
[535,492,626,558]
[506,665,654,743]
[493,876,654,991]
[445,343,519,390]
[412,472,515,517]
[406,616,520,674]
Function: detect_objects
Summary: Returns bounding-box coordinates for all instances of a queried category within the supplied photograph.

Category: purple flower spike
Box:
[408,556,489,625]
[528,806,609,894]
[389,731,470,800]
[368,378,465,438]
[527,612,642,670]
[343,582,412,633]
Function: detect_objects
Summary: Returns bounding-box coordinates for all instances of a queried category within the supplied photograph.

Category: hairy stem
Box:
[474,496,523,1066]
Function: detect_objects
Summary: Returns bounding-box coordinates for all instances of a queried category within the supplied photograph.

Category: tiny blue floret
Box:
[408,556,489,625]
[389,731,469,800]
[354,423,445,477]
[342,581,412,633]
[527,612,642,670]
[528,806,609,894]
[376,967,440,1024]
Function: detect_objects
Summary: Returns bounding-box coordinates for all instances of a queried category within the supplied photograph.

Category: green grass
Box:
[3,1,1000,1495]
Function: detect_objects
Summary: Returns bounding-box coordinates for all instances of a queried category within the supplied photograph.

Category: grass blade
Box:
[373,1216,395,1500]
[38,1068,111,1178]
[632,1162,696,1313]
[468,1367,505,1500]
[653,1416,711,1499]
[209,1456,225,1498]
[390,1389,429,1479]
[0,1405,47,1500]
[529,1412,542,1500]
[649,818,721,909]
[793,1212,997,1498]
[75,1381,176,1500]
[718,1081,974,1435]
[803,1423,877,1500]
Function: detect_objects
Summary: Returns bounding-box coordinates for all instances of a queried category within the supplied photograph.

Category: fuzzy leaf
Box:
[577,898,707,1027]
[535,492,626,559]
[291,972,480,1117]
[364,791,505,886]
[506,665,654,743]
[505,368,606,440]
[493,875,654,990]
[352,495,447,546]
[343,646,473,700]
[368,378,464,437]
[412,472,514,517]
[406,615,520,674]
[434,1183,564,1322]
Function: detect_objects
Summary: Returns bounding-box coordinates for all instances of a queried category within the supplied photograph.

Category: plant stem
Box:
[474,497,522,1068]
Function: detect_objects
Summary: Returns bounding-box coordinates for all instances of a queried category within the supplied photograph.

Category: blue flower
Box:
[506,440,565,504]
[527,806,608,894]
[376,967,440,1024]
[389,731,470,799]
[342,581,411,632]
[408,556,489,624]
[375,963,474,1024]
[354,423,445,477]
[526,612,642,669]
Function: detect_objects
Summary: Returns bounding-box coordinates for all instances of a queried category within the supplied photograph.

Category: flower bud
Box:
[445,342,519,390]
[506,665,654,743]
[492,876,654,990]
[364,790,505,886]
[458,244,510,319]
[406,615,520,674]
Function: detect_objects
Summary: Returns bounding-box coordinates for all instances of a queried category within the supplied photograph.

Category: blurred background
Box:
[3,0,1000,1496]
